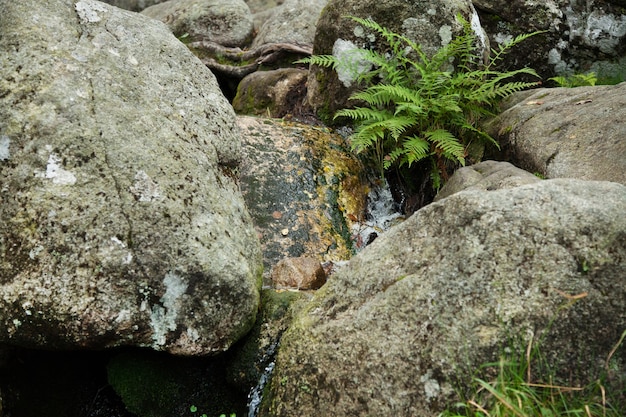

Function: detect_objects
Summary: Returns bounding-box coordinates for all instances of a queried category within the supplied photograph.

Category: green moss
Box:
[107,351,246,417]
[107,352,183,417]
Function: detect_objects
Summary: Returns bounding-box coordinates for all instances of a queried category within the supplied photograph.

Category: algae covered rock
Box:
[263,179,626,417]
[0,0,261,355]
[237,116,369,280]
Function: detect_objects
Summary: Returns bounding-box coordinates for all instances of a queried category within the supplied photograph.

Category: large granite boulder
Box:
[306,0,489,123]
[473,0,626,81]
[0,0,262,355]
[262,179,626,416]
[485,83,626,185]
[142,0,254,47]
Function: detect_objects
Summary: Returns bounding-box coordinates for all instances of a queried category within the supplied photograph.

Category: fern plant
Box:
[549,72,597,87]
[300,15,542,188]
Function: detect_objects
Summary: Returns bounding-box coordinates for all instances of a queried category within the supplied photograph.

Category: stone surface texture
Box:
[434,160,540,201]
[0,0,262,355]
[270,256,326,290]
[142,0,254,46]
[251,0,328,48]
[485,83,626,185]
[99,0,167,11]
[262,179,626,417]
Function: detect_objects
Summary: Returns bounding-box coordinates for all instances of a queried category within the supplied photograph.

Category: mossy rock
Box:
[107,350,246,417]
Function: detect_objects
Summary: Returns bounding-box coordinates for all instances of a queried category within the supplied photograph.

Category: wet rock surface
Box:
[237,116,369,281]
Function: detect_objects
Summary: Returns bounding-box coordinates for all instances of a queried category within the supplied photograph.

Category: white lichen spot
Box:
[0,135,10,161]
[150,272,188,346]
[115,309,131,323]
[420,371,441,401]
[438,25,453,46]
[353,25,365,38]
[129,170,162,202]
[494,32,514,45]
[75,1,108,24]
[332,39,372,88]
[584,11,626,54]
[29,245,44,260]
[187,327,200,342]
[427,8,437,15]
[110,236,133,264]
[128,55,138,66]
[45,152,77,185]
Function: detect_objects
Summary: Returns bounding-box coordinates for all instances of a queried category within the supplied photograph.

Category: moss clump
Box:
[107,350,246,417]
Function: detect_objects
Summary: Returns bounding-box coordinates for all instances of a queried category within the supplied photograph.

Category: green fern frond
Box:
[295,54,339,69]
[489,30,547,68]
[403,136,431,166]
[335,107,391,122]
[424,129,466,165]
[549,72,597,87]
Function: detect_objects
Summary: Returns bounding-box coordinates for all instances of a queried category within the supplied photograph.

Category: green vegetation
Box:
[440,330,626,417]
[549,72,597,87]
[300,15,541,188]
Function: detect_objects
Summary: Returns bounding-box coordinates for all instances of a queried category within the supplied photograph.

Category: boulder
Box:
[232,68,309,119]
[99,0,167,11]
[251,0,328,48]
[434,160,540,201]
[262,179,626,416]
[306,0,489,123]
[142,0,254,47]
[236,116,369,280]
[246,0,285,14]
[270,257,326,290]
[473,0,626,81]
[0,0,262,355]
[485,83,626,185]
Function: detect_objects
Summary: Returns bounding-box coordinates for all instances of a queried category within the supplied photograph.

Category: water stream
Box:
[351,178,405,251]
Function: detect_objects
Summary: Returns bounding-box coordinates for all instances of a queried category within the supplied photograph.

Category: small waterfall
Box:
[246,338,281,417]
[351,179,404,250]
[246,361,275,417]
